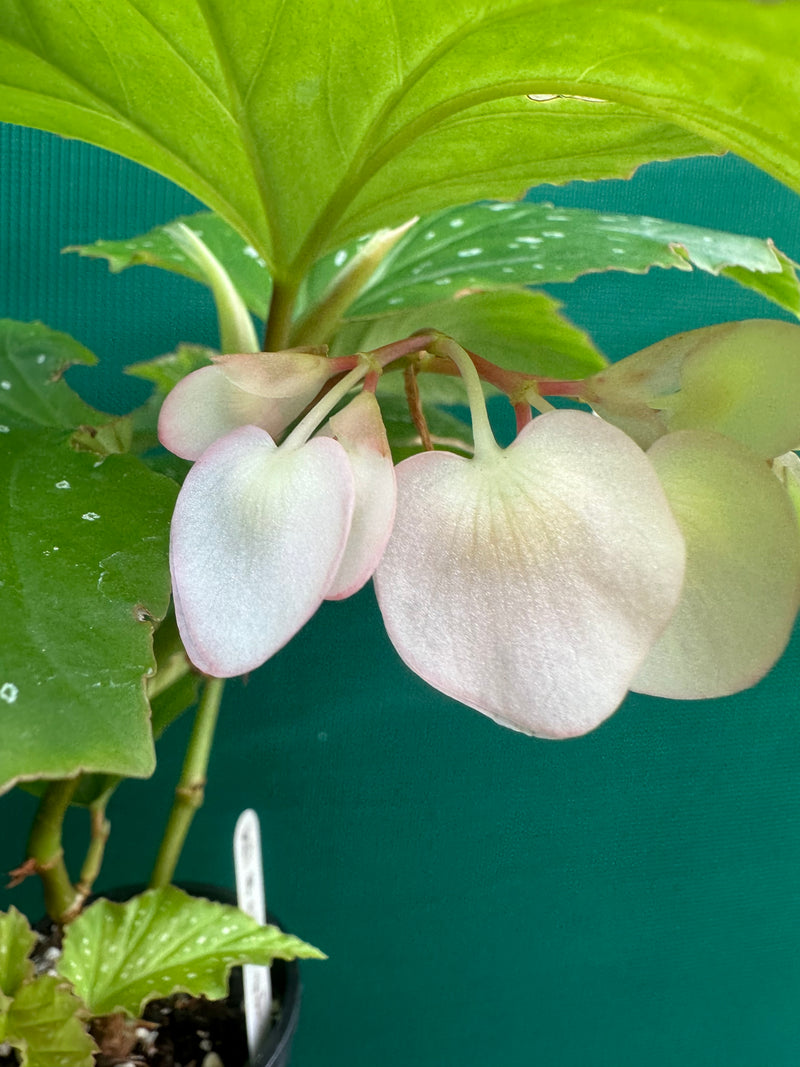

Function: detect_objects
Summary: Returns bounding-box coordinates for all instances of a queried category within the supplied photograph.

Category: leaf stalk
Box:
[149,676,226,889]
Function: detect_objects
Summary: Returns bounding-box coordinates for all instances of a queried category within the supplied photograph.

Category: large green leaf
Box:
[0,432,177,793]
[59,887,324,1017]
[0,1,798,286]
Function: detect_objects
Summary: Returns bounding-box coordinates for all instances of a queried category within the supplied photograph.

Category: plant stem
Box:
[149,676,226,888]
[74,785,115,905]
[404,365,433,450]
[264,277,300,350]
[26,778,81,922]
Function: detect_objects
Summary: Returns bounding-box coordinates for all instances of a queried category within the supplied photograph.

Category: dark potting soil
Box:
[90,984,250,1066]
[0,921,271,1067]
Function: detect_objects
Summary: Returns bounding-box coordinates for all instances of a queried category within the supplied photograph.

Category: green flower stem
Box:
[149,677,226,889]
[281,363,370,450]
[430,337,500,460]
[26,778,81,922]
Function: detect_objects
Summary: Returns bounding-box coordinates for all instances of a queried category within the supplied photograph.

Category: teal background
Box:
[2,124,800,1065]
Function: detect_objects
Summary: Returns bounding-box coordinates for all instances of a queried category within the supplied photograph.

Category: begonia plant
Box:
[0,0,800,1061]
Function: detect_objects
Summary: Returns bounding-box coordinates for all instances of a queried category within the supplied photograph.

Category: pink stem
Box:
[514,403,533,434]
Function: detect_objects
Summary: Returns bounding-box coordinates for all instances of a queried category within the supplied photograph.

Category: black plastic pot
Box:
[39,881,302,1067]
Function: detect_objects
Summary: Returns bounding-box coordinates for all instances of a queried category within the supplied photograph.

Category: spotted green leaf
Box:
[59,887,324,1017]
[0,431,177,793]
[67,213,273,320]
[2,975,96,1067]
[335,202,800,318]
[0,910,34,997]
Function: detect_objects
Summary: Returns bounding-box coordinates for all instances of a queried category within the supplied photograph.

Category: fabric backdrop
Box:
[2,123,800,1067]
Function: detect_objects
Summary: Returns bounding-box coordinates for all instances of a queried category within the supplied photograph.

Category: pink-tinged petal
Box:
[323,392,396,600]
[158,366,279,460]
[214,349,331,399]
[633,430,800,699]
[158,363,321,460]
[374,410,686,739]
[170,425,354,676]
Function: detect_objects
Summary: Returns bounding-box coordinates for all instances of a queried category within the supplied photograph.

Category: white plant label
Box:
[234,808,272,1056]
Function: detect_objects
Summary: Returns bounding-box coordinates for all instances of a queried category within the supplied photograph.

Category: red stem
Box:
[514,403,533,434]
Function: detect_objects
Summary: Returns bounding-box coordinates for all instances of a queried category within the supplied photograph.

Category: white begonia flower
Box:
[373,343,687,739]
[167,366,395,676]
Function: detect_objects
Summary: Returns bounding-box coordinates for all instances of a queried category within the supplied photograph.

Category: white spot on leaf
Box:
[334,249,348,267]
[0,682,18,704]
[456,248,483,258]
[55,480,71,489]
[82,512,100,521]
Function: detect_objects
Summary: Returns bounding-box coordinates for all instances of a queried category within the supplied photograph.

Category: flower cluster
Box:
[160,322,800,739]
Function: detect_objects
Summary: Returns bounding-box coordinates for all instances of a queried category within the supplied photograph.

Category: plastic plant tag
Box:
[234,808,272,1057]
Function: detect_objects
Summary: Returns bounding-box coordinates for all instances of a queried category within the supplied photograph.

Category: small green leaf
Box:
[68,213,273,320]
[59,887,324,1017]
[126,344,216,398]
[0,910,35,997]
[4,976,96,1067]
[70,416,134,457]
[0,321,104,431]
[336,203,798,318]
[0,432,177,793]
[337,289,605,379]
